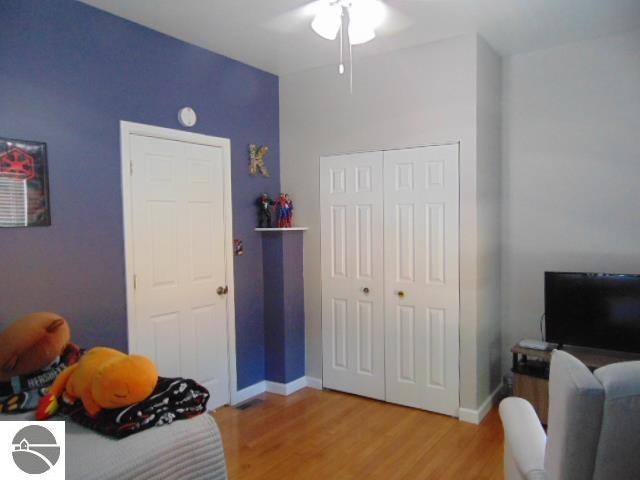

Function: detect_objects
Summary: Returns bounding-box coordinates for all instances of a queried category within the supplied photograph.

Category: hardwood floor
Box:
[213,388,504,480]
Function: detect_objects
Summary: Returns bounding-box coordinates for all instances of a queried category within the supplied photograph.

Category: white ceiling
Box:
[80,0,640,75]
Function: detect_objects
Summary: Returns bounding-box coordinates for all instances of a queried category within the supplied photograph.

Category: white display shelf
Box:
[255,227,309,232]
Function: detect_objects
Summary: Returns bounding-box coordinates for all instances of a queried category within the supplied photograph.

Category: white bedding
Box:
[2,412,227,480]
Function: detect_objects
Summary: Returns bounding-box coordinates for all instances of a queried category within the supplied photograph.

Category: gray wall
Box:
[476,37,503,404]
[501,28,640,368]
[281,34,502,410]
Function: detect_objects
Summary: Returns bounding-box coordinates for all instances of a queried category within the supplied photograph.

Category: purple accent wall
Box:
[262,234,286,382]
[0,0,280,389]
[262,232,306,384]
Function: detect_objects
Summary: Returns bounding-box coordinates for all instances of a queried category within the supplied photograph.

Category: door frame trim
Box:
[120,120,237,405]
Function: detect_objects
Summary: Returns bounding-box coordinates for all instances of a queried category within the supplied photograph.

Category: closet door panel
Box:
[384,144,460,416]
[321,152,385,400]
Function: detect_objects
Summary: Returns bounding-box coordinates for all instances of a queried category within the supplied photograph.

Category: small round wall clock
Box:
[178,107,197,128]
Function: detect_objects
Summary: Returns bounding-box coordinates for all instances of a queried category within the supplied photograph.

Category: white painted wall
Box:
[501,28,640,369]
[280,34,502,410]
[476,37,503,403]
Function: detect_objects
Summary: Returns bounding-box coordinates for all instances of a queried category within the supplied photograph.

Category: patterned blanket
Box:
[57,377,210,439]
[0,343,82,413]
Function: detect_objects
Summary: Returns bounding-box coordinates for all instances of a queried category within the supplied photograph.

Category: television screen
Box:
[545,272,640,353]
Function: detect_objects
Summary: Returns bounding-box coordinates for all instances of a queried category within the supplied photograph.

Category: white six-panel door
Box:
[320,152,386,400]
[383,145,459,416]
[321,144,460,416]
[129,134,230,409]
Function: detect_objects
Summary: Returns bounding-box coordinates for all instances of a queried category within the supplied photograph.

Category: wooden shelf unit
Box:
[511,342,640,424]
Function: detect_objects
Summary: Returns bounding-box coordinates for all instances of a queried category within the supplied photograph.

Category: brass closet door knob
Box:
[397,290,406,298]
[363,287,370,294]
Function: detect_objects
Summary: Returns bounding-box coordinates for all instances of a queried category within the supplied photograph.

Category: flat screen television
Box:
[545,271,640,353]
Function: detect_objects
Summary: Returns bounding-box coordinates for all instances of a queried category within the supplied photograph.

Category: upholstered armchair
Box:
[500,350,640,480]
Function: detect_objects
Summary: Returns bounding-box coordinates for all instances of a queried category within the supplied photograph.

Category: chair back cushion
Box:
[544,350,604,480]
[592,361,640,480]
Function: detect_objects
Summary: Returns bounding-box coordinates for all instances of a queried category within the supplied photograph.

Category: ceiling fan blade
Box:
[368,1,411,36]
[376,0,450,36]
[263,0,328,34]
[262,0,445,37]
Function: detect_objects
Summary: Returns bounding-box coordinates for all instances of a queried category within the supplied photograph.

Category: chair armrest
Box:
[499,397,548,480]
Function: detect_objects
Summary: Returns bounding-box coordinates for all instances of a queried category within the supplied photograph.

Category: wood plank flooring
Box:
[213,388,504,480]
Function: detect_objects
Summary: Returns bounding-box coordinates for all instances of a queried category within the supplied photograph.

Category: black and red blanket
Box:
[57,377,210,439]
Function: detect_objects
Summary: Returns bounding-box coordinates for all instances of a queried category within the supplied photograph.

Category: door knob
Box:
[362,287,370,294]
[217,286,229,295]
[397,290,406,298]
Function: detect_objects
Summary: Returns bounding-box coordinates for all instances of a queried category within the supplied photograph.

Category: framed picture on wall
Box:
[0,137,51,227]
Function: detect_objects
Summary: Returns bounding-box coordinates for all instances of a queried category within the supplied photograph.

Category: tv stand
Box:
[511,341,640,424]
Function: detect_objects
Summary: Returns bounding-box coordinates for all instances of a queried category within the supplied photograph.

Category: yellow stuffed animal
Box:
[37,347,158,419]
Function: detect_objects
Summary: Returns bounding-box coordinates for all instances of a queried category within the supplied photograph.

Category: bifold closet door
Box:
[320,152,385,400]
[383,144,460,416]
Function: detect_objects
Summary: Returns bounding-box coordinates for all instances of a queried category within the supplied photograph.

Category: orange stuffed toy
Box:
[0,312,71,382]
[38,347,158,419]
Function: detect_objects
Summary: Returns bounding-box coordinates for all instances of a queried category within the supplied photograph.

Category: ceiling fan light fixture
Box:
[309,0,385,88]
[347,18,375,45]
[349,0,385,29]
[311,3,342,40]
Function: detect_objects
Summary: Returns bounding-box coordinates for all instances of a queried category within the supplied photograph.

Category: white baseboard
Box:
[458,385,502,424]
[237,377,497,423]
[305,376,323,390]
[231,376,322,405]
[266,376,307,396]
[231,380,266,405]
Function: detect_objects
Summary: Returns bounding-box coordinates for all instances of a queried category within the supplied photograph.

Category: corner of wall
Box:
[475,35,504,406]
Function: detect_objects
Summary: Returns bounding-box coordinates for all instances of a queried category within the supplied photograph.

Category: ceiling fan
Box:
[306,0,387,89]
[265,0,418,89]
[310,0,386,46]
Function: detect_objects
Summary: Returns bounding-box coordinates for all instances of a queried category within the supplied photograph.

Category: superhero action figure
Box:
[257,193,274,228]
[274,193,294,228]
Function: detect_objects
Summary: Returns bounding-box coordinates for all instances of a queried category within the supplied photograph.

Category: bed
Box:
[3,411,227,480]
